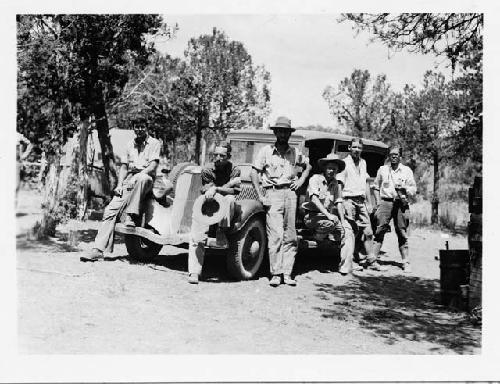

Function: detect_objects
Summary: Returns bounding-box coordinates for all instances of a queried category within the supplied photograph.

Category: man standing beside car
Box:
[81,118,161,262]
[187,142,241,284]
[336,138,385,271]
[251,116,312,287]
[371,146,416,272]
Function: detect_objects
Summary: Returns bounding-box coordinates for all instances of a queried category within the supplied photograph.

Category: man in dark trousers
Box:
[372,146,416,272]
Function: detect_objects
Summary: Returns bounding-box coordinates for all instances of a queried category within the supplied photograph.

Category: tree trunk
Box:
[194,111,203,165]
[93,99,117,196]
[76,119,90,220]
[431,150,440,224]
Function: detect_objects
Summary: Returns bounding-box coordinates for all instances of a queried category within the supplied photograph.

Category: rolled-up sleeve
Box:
[253,146,267,172]
[307,175,321,198]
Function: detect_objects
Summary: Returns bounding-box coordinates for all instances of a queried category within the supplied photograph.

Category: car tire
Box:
[167,162,195,197]
[226,215,267,280]
[124,234,162,263]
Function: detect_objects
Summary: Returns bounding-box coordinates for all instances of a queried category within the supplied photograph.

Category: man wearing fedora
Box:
[188,142,241,284]
[371,146,416,272]
[251,116,312,287]
[336,138,385,271]
[303,153,355,275]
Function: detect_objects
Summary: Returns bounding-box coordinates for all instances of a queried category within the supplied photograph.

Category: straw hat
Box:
[269,116,295,131]
[317,153,345,172]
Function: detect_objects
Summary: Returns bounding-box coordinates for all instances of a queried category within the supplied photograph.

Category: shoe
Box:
[352,263,364,272]
[188,273,199,284]
[283,275,297,286]
[80,248,104,262]
[123,214,136,227]
[269,275,281,287]
[403,262,412,273]
[367,261,389,271]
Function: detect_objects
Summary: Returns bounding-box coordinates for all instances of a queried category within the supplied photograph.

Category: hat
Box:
[318,153,345,172]
[269,116,295,131]
[191,194,229,226]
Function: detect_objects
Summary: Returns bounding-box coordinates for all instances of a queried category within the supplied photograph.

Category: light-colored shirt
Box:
[336,155,369,197]
[126,135,161,171]
[304,174,342,213]
[373,163,417,199]
[253,144,309,187]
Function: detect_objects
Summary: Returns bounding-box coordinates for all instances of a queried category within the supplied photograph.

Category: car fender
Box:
[229,199,266,233]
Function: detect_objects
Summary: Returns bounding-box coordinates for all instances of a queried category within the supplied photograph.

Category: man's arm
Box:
[114,163,129,196]
[371,167,382,206]
[405,168,417,197]
[140,160,159,177]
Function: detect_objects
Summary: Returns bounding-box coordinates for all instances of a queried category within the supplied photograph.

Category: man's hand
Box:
[258,195,271,207]
[204,186,217,200]
[326,213,338,222]
[290,178,304,191]
[114,185,123,197]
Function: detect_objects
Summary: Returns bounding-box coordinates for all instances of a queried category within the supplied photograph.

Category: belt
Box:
[264,184,291,190]
[382,197,395,202]
[345,195,365,201]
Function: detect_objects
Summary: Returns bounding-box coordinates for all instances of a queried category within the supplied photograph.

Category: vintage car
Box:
[114,129,388,280]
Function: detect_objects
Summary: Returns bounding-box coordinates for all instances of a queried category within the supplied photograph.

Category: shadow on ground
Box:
[313,275,481,354]
[16,236,80,253]
[101,248,237,283]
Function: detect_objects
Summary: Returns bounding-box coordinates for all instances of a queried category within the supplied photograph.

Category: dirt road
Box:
[16,189,480,354]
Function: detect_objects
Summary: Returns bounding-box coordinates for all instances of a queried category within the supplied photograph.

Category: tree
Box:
[17,15,166,236]
[323,69,395,138]
[402,71,455,223]
[340,13,483,70]
[340,13,483,169]
[111,53,197,163]
[184,28,271,163]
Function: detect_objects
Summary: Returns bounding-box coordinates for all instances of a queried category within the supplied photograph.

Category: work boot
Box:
[283,274,297,286]
[188,273,199,284]
[80,248,104,262]
[269,275,281,287]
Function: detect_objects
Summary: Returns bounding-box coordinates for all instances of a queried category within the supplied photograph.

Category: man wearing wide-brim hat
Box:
[303,153,356,275]
[251,116,312,287]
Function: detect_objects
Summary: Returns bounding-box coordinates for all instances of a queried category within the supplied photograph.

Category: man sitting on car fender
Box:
[303,154,355,275]
[81,119,161,262]
[187,142,241,284]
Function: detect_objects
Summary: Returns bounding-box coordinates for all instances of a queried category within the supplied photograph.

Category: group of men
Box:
[82,116,416,288]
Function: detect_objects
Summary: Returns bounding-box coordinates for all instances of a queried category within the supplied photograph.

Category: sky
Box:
[155,14,450,129]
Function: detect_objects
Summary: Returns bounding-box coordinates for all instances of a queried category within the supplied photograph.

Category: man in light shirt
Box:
[81,118,161,262]
[337,138,384,271]
[251,116,312,287]
[372,146,417,272]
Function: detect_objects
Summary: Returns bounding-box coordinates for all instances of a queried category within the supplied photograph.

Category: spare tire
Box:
[167,162,195,198]
[226,215,267,280]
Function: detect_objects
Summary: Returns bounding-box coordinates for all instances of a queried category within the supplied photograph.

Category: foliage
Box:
[340,13,483,70]
[323,69,395,138]
[17,15,166,185]
[185,28,271,134]
[17,15,167,235]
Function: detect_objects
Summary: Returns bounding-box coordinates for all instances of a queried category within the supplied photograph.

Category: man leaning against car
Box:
[251,116,312,287]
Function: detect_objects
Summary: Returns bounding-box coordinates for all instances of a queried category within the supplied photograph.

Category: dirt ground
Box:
[16,188,481,354]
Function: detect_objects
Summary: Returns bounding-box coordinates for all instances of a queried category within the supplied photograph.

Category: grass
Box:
[410,200,469,233]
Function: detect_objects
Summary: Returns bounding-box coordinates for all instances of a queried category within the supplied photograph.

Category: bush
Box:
[410,199,468,232]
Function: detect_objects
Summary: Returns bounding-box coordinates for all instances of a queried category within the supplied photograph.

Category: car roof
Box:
[228,128,388,148]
